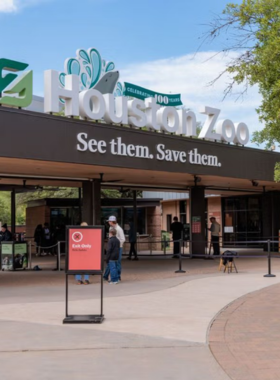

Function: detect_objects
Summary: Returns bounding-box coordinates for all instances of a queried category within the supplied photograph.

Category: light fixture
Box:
[194,176,202,186]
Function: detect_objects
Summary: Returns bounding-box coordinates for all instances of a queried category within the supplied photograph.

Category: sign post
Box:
[63,225,104,324]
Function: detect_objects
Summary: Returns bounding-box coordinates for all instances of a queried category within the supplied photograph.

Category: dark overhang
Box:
[27,197,162,208]
[0,107,280,189]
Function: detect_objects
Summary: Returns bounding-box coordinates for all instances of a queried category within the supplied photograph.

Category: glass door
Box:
[222,196,262,247]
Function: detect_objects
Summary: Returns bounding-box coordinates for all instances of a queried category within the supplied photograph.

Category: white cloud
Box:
[0,0,43,12]
[119,52,263,140]
[0,0,16,12]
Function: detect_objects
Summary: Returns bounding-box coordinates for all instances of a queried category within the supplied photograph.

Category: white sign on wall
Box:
[224,226,234,233]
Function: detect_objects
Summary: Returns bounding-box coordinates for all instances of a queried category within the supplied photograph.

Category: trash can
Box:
[1,242,28,271]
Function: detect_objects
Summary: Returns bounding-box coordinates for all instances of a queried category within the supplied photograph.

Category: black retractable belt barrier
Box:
[175,240,186,274]
[264,240,276,278]
[63,226,105,324]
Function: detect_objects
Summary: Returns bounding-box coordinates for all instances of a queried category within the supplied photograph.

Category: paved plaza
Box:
[0,256,280,379]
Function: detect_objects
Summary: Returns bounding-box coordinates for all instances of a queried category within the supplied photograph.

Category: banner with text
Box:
[123,82,182,106]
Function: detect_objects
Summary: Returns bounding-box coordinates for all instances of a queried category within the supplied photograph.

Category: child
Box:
[106,227,120,284]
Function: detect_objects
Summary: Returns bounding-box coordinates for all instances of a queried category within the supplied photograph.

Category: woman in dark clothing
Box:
[34,224,43,255]
[42,223,52,255]
[127,220,138,260]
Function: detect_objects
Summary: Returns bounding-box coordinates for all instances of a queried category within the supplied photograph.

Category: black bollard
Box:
[264,239,276,278]
[175,240,186,274]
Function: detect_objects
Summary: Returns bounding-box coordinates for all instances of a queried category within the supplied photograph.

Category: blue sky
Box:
[0,0,241,87]
[0,0,235,59]
[0,0,263,145]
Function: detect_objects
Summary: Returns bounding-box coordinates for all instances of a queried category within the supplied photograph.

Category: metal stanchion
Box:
[58,241,61,271]
[149,235,152,255]
[52,242,62,271]
[163,236,166,255]
[204,239,213,260]
[175,240,186,274]
[28,241,32,269]
[264,239,276,277]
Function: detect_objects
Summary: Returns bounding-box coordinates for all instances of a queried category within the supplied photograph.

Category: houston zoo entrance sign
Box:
[1,46,250,147]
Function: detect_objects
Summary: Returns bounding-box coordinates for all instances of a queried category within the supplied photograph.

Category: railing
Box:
[122,237,280,277]
[6,237,280,277]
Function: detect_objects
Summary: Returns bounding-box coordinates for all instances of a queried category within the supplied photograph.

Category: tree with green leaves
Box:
[205,0,280,179]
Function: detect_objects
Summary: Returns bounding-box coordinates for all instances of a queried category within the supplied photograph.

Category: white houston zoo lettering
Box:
[44,70,250,145]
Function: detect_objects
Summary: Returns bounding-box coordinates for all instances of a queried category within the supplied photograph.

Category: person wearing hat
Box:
[103,216,125,282]
[0,224,13,242]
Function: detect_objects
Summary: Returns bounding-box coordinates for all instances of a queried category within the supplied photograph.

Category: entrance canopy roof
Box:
[1,107,280,196]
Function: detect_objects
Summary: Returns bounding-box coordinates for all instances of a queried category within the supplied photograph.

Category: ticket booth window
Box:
[223,195,262,247]
[123,208,146,235]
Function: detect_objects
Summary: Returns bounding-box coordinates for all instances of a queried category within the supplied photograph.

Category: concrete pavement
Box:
[0,258,280,379]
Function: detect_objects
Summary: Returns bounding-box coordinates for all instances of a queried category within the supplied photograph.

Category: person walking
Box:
[34,224,43,256]
[106,227,120,285]
[75,222,90,285]
[209,217,221,255]
[127,219,138,260]
[103,216,125,282]
[42,222,52,255]
[170,217,183,258]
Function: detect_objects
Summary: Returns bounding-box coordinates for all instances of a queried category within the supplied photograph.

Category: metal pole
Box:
[175,239,186,273]
[133,190,138,256]
[28,241,32,269]
[78,187,82,223]
[264,239,276,277]
[58,242,61,271]
[163,235,166,255]
[11,189,16,238]
[65,274,69,317]
[150,235,152,255]
[101,274,103,317]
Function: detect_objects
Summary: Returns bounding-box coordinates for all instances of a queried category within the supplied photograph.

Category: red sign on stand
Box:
[64,225,105,324]
[66,226,104,274]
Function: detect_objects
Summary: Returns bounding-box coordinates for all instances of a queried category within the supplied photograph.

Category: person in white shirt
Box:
[209,217,221,255]
[103,216,125,282]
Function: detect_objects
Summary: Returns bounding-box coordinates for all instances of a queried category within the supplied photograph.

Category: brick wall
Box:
[26,206,51,240]
[7,226,26,233]
[147,206,161,237]
[162,201,178,231]
[147,206,162,250]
